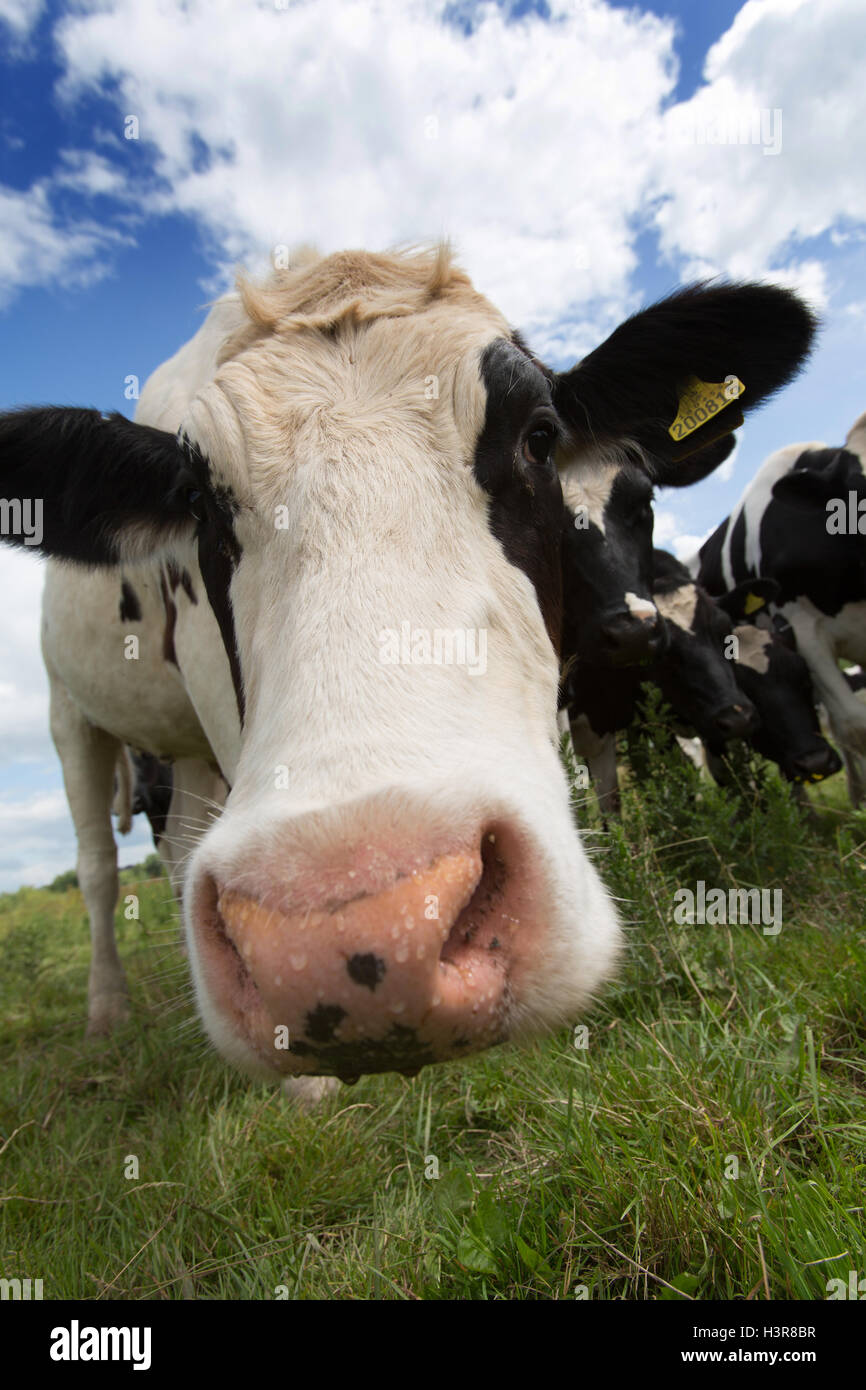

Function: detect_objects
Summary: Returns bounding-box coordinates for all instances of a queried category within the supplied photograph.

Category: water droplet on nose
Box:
[395,942,409,963]
[274,975,282,987]
[290,952,307,971]
[388,1001,406,1015]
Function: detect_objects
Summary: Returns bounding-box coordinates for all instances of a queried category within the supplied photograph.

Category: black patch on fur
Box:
[178,435,247,724]
[0,407,194,563]
[347,953,387,991]
[475,339,564,649]
[159,567,179,667]
[119,580,142,623]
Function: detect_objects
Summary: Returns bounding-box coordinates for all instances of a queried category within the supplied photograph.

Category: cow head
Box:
[717,607,843,784]
[0,250,815,1081]
[650,551,759,745]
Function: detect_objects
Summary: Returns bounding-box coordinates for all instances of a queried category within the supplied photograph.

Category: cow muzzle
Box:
[597,609,665,666]
[190,827,532,1082]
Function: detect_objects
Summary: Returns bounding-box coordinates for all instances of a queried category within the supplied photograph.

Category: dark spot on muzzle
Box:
[304,1002,347,1044]
[289,1022,436,1078]
[346,952,387,991]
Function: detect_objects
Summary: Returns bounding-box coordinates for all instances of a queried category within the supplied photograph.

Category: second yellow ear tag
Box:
[669,375,745,441]
[744,591,765,615]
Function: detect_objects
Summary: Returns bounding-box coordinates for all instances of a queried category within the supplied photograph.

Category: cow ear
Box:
[552,282,816,479]
[715,578,780,621]
[0,407,197,565]
[652,432,737,490]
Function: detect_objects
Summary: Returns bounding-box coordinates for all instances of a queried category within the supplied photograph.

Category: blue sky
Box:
[1,0,865,887]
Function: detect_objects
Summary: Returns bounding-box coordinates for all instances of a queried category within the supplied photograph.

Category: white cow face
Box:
[174,254,619,1079]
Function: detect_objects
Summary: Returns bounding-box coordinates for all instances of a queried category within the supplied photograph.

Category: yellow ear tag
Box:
[744,591,765,616]
[669,374,745,442]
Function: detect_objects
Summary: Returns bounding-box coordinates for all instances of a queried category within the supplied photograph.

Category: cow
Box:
[564,553,840,810]
[709,614,841,788]
[0,248,815,1083]
[564,550,762,810]
[696,412,866,804]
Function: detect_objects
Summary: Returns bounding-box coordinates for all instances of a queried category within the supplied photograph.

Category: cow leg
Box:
[48,677,128,1036]
[570,714,620,814]
[282,1076,340,1109]
[839,744,866,808]
[786,608,866,754]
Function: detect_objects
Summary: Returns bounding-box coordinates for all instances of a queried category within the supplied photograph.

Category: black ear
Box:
[552,282,816,478]
[715,577,780,621]
[651,432,737,490]
[0,407,196,565]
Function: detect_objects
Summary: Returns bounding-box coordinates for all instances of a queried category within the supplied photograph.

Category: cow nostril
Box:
[714,704,757,738]
[599,613,661,664]
[440,831,509,970]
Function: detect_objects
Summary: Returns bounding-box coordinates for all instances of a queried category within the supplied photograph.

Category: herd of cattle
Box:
[0,246,863,1087]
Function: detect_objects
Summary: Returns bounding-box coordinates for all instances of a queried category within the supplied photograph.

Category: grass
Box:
[1,735,865,1301]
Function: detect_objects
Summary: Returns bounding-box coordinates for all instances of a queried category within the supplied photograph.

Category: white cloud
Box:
[0,0,862,345]
[48,0,680,357]
[0,785,153,890]
[651,0,866,297]
[0,0,43,38]
[0,179,129,307]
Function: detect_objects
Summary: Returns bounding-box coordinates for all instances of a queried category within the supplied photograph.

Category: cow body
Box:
[0,248,815,1081]
[696,413,866,803]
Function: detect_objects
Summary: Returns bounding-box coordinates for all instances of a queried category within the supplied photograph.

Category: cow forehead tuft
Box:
[185,295,512,504]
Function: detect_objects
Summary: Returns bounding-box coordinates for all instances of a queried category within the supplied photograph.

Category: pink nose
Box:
[193,834,521,1081]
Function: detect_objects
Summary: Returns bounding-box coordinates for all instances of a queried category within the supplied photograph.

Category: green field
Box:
[1,735,864,1301]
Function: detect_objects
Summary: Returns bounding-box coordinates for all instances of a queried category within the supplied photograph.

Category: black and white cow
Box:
[709,614,841,787]
[564,550,761,810]
[0,249,814,1084]
[696,412,866,803]
[564,552,840,809]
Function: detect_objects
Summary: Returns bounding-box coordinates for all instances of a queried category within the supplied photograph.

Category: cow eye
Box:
[523,422,557,466]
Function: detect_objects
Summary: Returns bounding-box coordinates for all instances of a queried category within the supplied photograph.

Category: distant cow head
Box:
[0,250,814,1080]
[650,551,760,745]
[718,610,842,784]
[560,433,738,668]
